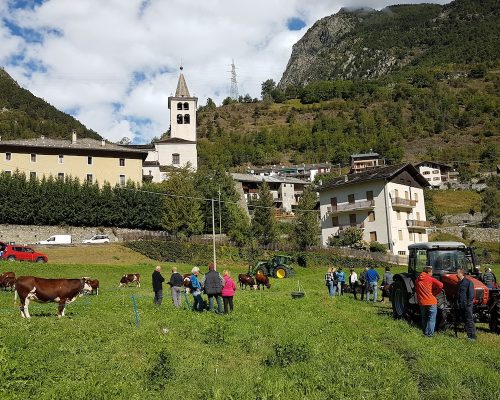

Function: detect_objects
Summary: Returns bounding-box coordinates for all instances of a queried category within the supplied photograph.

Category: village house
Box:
[318,164,430,256]
[415,161,459,188]
[349,152,385,173]
[0,132,147,186]
[249,162,333,182]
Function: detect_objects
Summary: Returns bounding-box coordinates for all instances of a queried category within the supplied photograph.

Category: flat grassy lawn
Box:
[430,190,481,215]
[1,261,499,400]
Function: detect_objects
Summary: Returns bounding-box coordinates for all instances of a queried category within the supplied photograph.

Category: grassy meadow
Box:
[1,248,499,400]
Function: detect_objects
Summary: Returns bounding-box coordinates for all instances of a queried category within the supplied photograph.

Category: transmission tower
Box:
[229,59,239,100]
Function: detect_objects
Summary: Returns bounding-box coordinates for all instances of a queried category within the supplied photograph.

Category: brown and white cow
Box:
[255,273,271,290]
[119,273,141,287]
[15,276,92,318]
[238,274,255,289]
[0,271,16,291]
[88,279,99,295]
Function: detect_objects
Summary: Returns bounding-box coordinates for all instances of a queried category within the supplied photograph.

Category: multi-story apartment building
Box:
[415,161,459,188]
[349,152,385,173]
[0,132,147,186]
[318,164,430,256]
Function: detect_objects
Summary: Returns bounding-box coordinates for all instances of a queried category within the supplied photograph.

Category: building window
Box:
[330,197,337,207]
[177,114,183,124]
[348,194,355,204]
[370,231,377,242]
[418,233,423,242]
[398,230,403,241]
[58,155,64,164]
[184,114,190,124]
[119,158,125,166]
[397,211,401,220]
[407,212,410,220]
[4,170,11,176]
[349,214,357,227]
[183,102,189,110]
[58,172,64,180]
[405,191,409,199]
[119,175,126,186]
[88,156,93,165]
[5,152,11,161]
[172,153,180,165]
[398,251,406,256]
[394,189,399,198]
[409,233,413,241]
[332,216,339,227]
[368,211,375,222]
[433,177,440,181]
[366,191,373,201]
[31,153,37,163]
[433,170,440,174]
[416,212,421,221]
[177,102,183,110]
[30,171,36,180]
[414,193,418,202]
[427,178,431,181]
[86,174,93,183]
[423,171,430,175]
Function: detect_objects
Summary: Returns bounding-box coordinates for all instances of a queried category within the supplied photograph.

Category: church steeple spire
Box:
[175,66,190,97]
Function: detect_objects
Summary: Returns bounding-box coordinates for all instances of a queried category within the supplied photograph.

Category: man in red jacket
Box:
[415,266,444,337]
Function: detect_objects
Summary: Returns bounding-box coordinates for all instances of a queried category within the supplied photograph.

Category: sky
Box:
[0,0,451,143]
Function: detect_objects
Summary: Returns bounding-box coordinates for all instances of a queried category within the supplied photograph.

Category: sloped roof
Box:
[350,152,380,159]
[156,137,196,144]
[317,163,429,191]
[231,173,309,185]
[175,73,190,97]
[415,160,453,171]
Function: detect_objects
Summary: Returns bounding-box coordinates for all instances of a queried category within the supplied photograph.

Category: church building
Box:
[142,67,198,182]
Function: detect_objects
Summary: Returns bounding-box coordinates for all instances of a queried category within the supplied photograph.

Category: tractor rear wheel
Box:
[273,266,289,279]
[255,267,267,276]
[436,291,449,331]
[392,280,409,319]
[490,305,500,334]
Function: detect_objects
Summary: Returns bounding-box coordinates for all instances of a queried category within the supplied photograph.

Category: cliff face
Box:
[279,0,500,87]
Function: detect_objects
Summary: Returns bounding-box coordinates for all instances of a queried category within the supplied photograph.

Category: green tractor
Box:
[250,255,294,279]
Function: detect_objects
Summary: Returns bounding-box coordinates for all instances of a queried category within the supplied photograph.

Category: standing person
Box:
[366,265,380,303]
[482,267,497,289]
[349,268,358,300]
[168,266,184,308]
[201,263,224,313]
[381,266,394,303]
[337,267,346,296]
[331,267,339,296]
[221,270,237,313]
[457,268,477,341]
[152,266,165,306]
[360,266,369,301]
[190,267,204,312]
[325,267,335,297]
[415,266,444,337]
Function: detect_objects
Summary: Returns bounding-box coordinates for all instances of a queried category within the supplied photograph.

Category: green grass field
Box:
[430,190,481,215]
[1,256,500,400]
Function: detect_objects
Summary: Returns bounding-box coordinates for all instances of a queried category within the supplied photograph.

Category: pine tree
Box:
[294,186,319,250]
[251,181,277,245]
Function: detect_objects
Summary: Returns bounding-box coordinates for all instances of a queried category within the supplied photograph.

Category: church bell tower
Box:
[168,67,197,142]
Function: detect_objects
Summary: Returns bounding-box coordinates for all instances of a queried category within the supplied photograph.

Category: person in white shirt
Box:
[349,268,358,300]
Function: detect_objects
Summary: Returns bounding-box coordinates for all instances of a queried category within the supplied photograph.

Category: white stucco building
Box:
[140,68,198,182]
[318,164,430,256]
[415,161,458,189]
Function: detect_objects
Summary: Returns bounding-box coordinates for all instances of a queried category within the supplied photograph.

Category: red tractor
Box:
[391,242,500,334]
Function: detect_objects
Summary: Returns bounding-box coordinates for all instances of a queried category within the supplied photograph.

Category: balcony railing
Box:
[327,200,375,214]
[391,197,417,208]
[338,223,365,230]
[406,220,431,228]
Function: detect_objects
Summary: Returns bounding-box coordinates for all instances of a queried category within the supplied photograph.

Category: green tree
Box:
[261,79,276,100]
[251,181,277,245]
[294,186,319,250]
[339,227,364,248]
[480,187,499,227]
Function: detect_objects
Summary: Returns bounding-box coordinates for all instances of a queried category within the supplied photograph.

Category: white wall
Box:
[418,165,442,187]
[156,143,197,171]
[170,99,197,142]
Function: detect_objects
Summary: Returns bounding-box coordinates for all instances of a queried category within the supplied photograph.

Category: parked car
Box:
[82,235,110,244]
[2,245,48,263]
[37,235,72,245]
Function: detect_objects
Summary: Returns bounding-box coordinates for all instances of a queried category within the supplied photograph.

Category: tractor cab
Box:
[408,242,474,276]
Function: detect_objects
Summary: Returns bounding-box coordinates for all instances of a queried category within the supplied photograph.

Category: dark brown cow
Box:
[0,271,15,291]
[255,273,271,290]
[119,273,141,287]
[88,279,99,295]
[182,273,191,289]
[15,276,92,318]
[238,274,255,289]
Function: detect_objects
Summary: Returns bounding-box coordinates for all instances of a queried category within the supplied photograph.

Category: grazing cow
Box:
[255,273,271,290]
[88,279,99,295]
[119,274,141,287]
[0,271,16,290]
[238,274,255,289]
[15,276,92,318]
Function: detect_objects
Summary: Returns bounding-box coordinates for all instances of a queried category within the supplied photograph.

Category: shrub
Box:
[146,350,174,391]
[264,342,311,367]
[369,242,388,253]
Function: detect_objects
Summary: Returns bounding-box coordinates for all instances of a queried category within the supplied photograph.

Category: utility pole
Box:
[218,186,222,235]
[229,59,239,100]
[212,198,217,270]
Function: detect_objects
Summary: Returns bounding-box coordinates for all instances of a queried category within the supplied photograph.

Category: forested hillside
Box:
[197,67,499,171]
[0,68,101,140]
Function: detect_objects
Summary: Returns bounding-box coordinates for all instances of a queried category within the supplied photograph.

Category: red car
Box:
[1,244,48,263]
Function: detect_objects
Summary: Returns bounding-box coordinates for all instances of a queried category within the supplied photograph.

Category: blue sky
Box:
[0,0,451,143]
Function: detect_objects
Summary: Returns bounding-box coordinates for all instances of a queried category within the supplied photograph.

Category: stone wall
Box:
[0,224,164,245]
[435,226,500,243]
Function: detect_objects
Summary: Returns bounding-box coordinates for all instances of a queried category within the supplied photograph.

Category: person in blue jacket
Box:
[337,267,346,296]
[365,265,380,303]
[457,268,476,341]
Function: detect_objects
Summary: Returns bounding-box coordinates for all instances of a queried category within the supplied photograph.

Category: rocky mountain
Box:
[279,0,500,87]
[0,68,101,140]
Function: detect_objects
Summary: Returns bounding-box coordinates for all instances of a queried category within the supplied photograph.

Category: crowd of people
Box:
[324,265,393,303]
[151,264,237,314]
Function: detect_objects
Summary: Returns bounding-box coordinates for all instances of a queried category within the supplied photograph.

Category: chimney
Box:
[71,129,77,144]
[101,139,106,146]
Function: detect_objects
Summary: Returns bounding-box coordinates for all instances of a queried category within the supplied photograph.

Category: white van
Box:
[37,235,72,245]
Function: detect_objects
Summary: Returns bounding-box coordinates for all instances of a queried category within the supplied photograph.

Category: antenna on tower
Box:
[229,59,239,100]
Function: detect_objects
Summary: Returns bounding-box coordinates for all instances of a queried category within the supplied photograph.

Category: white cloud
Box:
[1,0,451,143]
